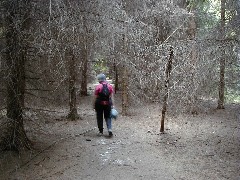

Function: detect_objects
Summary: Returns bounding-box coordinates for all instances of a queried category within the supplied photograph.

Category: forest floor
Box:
[0,93,240,180]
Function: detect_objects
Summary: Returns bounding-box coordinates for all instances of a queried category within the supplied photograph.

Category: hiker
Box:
[93,73,114,137]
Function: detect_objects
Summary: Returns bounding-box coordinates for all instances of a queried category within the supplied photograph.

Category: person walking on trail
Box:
[93,73,114,137]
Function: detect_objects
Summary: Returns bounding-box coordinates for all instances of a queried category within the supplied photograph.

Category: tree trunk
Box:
[114,59,119,94]
[122,66,128,116]
[80,48,88,96]
[189,42,198,114]
[3,0,32,151]
[6,57,30,150]
[121,32,129,116]
[80,14,89,97]
[160,47,174,133]
[67,54,79,120]
[217,0,226,109]
[188,15,198,114]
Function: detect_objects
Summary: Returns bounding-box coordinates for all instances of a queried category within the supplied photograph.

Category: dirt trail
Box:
[0,95,239,180]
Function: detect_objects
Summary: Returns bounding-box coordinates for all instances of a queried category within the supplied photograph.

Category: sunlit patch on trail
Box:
[112,158,133,167]
[97,139,121,164]
[99,149,113,164]
[97,139,107,145]
[113,159,124,165]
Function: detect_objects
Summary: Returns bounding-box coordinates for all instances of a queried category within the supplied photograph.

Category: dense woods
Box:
[0,0,239,152]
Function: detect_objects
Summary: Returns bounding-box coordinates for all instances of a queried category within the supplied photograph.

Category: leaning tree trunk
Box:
[67,54,79,120]
[122,66,128,116]
[160,47,174,133]
[1,0,32,151]
[217,0,226,109]
[122,33,129,116]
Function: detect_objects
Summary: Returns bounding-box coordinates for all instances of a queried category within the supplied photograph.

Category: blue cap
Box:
[97,73,106,82]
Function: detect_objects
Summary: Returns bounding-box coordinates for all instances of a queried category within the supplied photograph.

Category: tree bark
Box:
[217,0,226,109]
[160,47,174,133]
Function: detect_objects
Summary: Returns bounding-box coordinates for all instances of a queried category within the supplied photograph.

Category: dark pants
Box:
[95,103,111,133]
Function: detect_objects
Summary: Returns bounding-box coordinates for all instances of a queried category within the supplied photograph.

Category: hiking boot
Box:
[109,131,113,137]
[98,128,103,135]
[97,132,103,136]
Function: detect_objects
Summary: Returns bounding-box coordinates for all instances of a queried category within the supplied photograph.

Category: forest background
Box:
[0,0,239,177]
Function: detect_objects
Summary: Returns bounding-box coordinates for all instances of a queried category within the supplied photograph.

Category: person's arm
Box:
[93,95,97,109]
[93,85,99,109]
[110,86,115,108]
